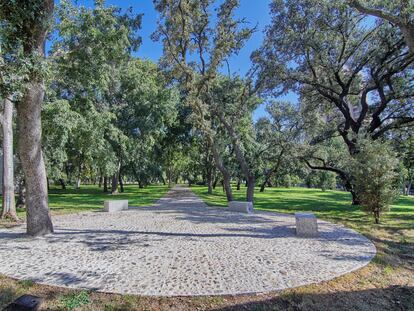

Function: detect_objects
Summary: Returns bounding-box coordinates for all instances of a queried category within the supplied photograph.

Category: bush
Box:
[350,138,399,224]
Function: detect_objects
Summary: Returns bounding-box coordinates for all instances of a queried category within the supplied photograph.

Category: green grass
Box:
[59,291,91,310]
[14,184,170,218]
[191,185,414,235]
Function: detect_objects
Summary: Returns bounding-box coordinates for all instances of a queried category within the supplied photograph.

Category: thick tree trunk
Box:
[1,98,18,221]
[246,175,255,203]
[17,81,53,236]
[222,174,233,202]
[111,174,118,194]
[236,179,241,191]
[207,177,213,194]
[103,176,108,193]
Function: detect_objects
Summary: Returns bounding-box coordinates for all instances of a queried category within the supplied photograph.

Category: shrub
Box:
[350,138,399,224]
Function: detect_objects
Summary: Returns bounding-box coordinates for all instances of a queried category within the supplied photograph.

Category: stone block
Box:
[228,201,254,214]
[103,200,128,212]
[295,212,318,237]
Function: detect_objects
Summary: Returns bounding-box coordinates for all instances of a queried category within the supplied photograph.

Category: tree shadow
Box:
[212,285,414,311]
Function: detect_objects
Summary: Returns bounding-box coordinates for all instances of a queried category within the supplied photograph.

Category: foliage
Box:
[59,291,90,310]
[350,138,400,223]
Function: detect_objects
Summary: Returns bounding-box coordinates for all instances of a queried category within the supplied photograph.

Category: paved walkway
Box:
[0,186,376,296]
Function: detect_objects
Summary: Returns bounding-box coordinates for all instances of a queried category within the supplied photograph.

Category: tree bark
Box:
[111,174,118,194]
[216,111,255,202]
[18,81,54,236]
[103,176,108,193]
[119,175,124,193]
[98,175,103,188]
[236,179,241,190]
[16,178,26,209]
[59,178,66,190]
[349,1,414,54]
[212,178,217,189]
[210,141,233,201]
[246,175,255,202]
[207,175,213,194]
[1,98,18,221]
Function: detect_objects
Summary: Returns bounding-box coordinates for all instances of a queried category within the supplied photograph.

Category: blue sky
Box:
[57,0,298,119]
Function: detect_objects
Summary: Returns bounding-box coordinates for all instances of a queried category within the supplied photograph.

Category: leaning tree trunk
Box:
[1,98,18,221]
[17,81,53,236]
[210,141,233,202]
[216,111,254,202]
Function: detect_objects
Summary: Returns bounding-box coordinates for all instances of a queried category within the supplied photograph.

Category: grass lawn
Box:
[11,184,170,219]
[1,185,413,310]
[191,186,414,235]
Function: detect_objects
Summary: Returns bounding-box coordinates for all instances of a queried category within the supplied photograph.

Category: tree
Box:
[153,0,254,202]
[50,0,142,191]
[1,0,55,235]
[350,138,399,223]
[0,97,17,220]
[209,76,260,201]
[348,0,414,54]
[255,100,302,192]
[254,0,414,203]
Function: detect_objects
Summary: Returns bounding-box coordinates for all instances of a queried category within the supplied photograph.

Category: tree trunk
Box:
[103,176,108,193]
[17,81,54,236]
[111,174,118,194]
[213,178,217,189]
[351,190,361,205]
[1,98,18,221]
[119,175,124,193]
[98,175,103,188]
[222,174,233,202]
[259,181,266,193]
[59,178,66,190]
[246,175,255,203]
[207,177,213,194]
[209,140,233,201]
[216,111,254,202]
[404,179,412,195]
[374,209,380,224]
[236,179,241,191]
[16,178,26,209]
